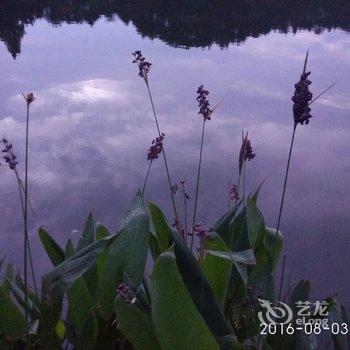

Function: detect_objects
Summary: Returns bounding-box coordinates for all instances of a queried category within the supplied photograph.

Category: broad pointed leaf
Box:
[152,249,220,350]
[203,233,232,308]
[114,296,161,350]
[39,227,65,267]
[148,202,171,252]
[171,230,235,347]
[98,191,150,318]
[0,284,26,341]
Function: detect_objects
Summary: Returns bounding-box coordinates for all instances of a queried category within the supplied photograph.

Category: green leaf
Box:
[114,296,161,350]
[5,261,15,281]
[65,238,75,259]
[203,233,232,308]
[149,232,161,261]
[37,278,64,349]
[45,235,116,292]
[207,250,256,265]
[264,227,283,269]
[206,249,256,286]
[5,279,40,320]
[67,278,95,334]
[214,202,241,247]
[250,180,265,205]
[171,231,235,347]
[76,303,98,350]
[98,191,150,319]
[96,223,110,240]
[152,249,220,350]
[231,208,251,252]
[76,214,98,297]
[39,227,65,266]
[0,284,26,341]
[246,197,266,250]
[76,213,95,251]
[148,202,171,252]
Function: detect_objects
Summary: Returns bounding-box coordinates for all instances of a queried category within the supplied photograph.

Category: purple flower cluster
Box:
[147,133,165,161]
[228,183,239,201]
[292,72,313,125]
[132,50,152,82]
[1,137,18,170]
[196,85,212,121]
[192,223,213,253]
[116,283,135,303]
[193,223,212,240]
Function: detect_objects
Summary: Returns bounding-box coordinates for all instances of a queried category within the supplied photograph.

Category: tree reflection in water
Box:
[1,0,350,58]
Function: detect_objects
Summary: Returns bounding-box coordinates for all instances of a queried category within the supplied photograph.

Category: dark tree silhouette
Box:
[1,0,350,58]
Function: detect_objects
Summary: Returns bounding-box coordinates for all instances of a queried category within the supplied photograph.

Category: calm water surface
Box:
[0,2,349,308]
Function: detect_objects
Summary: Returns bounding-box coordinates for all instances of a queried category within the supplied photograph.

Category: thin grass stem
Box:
[234,171,241,210]
[182,191,188,244]
[24,103,30,349]
[278,254,287,302]
[145,82,178,221]
[191,119,206,251]
[15,174,38,296]
[142,161,152,195]
[309,82,337,105]
[267,124,297,300]
[242,160,247,206]
[275,124,297,238]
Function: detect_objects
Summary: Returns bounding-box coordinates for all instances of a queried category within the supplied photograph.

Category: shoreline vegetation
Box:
[2,0,350,58]
[0,51,347,350]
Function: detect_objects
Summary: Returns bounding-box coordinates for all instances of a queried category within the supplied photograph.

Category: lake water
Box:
[0,1,349,309]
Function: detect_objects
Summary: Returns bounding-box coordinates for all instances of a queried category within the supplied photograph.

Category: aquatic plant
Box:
[190,85,212,251]
[272,52,336,300]
[132,51,179,225]
[0,53,345,350]
[1,93,38,350]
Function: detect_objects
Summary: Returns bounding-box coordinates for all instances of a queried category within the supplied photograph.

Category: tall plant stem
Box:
[182,192,188,244]
[145,83,178,221]
[267,124,297,300]
[24,103,30,349]
[15,174,38,296]
[275,124,297,238]
[278,254,287,302]
[234,171,242,210]
[142,161,152,195]
[191,119,206,251]
[242,161,247,206]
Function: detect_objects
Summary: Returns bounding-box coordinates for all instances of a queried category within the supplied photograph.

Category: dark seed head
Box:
[132,50,152,83]
[147,133,165,161]
[196,85,212,121]
[239,133,256,174]
[24,93,35,105]
[292,71,313,126]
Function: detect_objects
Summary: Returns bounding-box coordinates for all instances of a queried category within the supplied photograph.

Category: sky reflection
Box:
[0,19,349,307]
